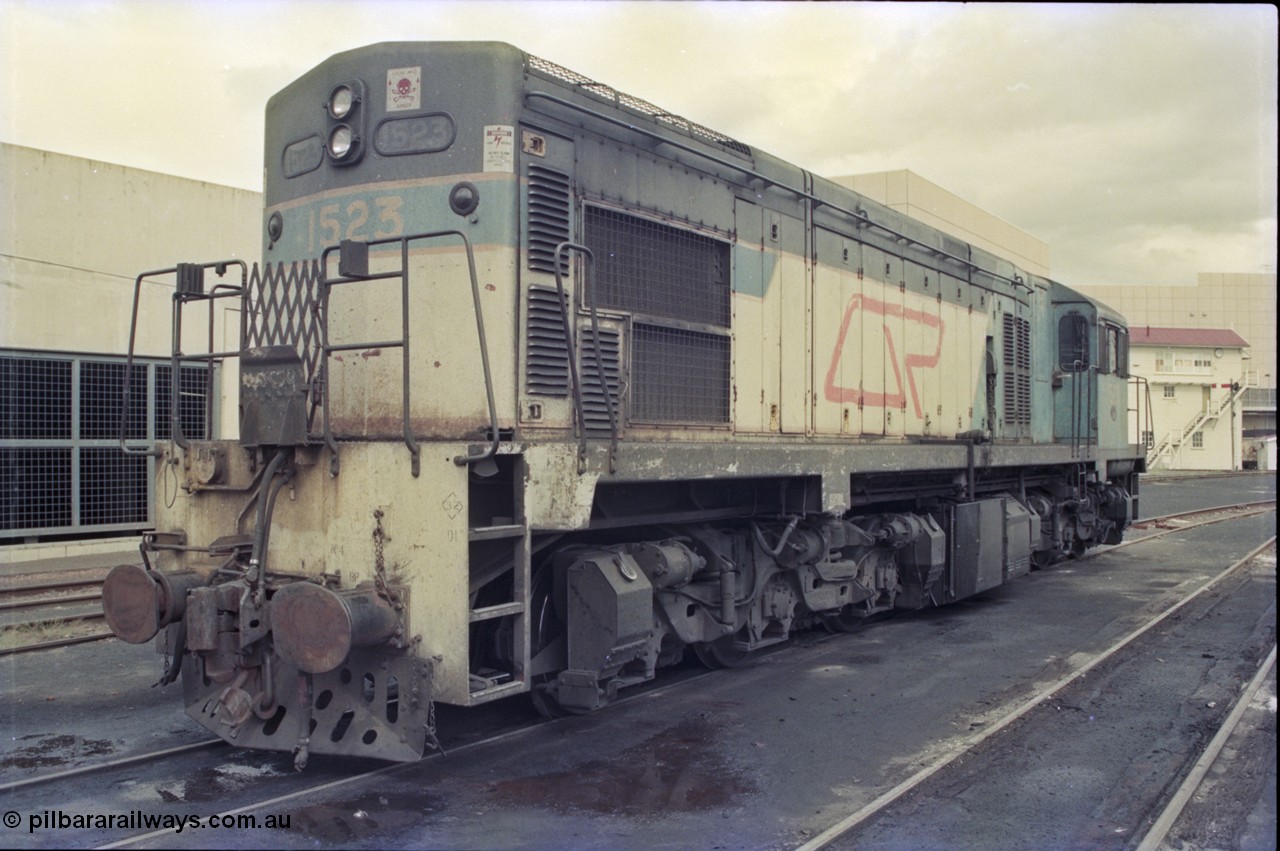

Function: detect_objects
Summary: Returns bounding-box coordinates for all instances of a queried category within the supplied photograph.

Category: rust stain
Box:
[360,348,383,360]
[485,284,496,292]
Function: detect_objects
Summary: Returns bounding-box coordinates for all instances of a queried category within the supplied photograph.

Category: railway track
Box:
[1136,646,1277,851]
[799,534,1277,850]
[0,571,114,657]
[2,501,1273,848]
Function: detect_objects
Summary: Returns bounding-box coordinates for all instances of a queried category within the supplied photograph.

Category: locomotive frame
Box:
[102,42,1146,765]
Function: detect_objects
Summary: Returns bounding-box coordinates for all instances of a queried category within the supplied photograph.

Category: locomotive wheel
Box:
[527,562,585,720]
[693,634,750,669]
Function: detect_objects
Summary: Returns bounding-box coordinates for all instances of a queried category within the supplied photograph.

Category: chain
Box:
[371,509,400,608]
[421,653,442,754]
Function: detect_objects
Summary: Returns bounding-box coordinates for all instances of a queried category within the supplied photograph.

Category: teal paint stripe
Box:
[264,180,518,263]
[733,244,777,298]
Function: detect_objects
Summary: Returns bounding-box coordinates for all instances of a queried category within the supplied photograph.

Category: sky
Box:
[2,1,1276,288]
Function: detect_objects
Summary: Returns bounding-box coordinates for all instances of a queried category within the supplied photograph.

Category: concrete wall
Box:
[829,170,1051,278]
[1,143,262,436]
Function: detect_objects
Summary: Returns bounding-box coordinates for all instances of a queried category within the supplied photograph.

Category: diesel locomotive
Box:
[102,42,1145,765]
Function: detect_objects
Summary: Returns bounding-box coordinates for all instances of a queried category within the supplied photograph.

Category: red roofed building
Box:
[1129,327,1250,350]
[1128,327,1252,470]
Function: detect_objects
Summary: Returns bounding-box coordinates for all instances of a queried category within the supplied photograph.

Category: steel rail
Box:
[796,534,1277,851]
[2,576,106,594]
[0,591,101,611]
[0,739,224,794]
[93,712,560,850]
[1083,500,1275,559]
[0,631,115,657]
[1135,643,1277,851]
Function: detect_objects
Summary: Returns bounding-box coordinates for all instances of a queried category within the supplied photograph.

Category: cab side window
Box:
[1058,314,1090,371]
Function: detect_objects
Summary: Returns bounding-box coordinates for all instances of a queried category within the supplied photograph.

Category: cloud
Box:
[3,1,1275,285]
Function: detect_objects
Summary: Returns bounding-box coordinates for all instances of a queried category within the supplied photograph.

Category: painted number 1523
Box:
[308,196,405,251]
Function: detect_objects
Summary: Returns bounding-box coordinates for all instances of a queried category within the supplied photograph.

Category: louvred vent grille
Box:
[580,326,622,433]
[526,286,570,396]
[527,165,571,275]
[1002,313,1031,426]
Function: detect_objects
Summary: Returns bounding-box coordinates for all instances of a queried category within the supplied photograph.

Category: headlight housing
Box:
[328,84,356,119]
[328,125,356,160]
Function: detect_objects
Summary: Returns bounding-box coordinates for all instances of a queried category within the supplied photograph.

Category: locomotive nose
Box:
[101,564,204,644]
[270,582,401,674]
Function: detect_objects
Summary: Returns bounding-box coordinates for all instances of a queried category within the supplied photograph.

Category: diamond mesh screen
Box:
[526,55,751,156]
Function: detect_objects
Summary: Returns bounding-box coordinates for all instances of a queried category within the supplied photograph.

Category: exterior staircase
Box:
[1147,375,1253,468]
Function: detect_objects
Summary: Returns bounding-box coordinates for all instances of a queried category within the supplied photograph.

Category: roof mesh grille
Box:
[527,54,751,157]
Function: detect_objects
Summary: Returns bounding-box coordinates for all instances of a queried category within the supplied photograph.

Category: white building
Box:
[1,143,259,541]
[1130,327,1251,471]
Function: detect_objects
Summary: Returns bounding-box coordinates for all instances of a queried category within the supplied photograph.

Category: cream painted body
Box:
[156,441,476,704]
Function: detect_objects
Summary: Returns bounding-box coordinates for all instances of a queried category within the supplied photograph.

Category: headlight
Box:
[328,125,355,159]
[328,84,356,119]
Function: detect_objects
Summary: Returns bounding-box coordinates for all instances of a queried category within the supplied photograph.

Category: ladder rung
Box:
[469,602,525,623]
[468,524,525,541]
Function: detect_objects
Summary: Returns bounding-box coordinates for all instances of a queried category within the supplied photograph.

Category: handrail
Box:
[525,91,1035,298]
[319,231,499,477]
[1128,375,1152,456]
[1069,359,1097,459]
[552,242,618,474]
[119,261,247,458]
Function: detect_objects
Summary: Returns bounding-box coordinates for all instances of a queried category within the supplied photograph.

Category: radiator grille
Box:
[526,286,570,396]
[527,165,572,275]
[583,207,730,328]
[1002,314,1031,427]
[580,326,622,433]
[632,324,730,424]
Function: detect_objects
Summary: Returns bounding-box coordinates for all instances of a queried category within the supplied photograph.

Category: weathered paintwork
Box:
[104,42,1146,762]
